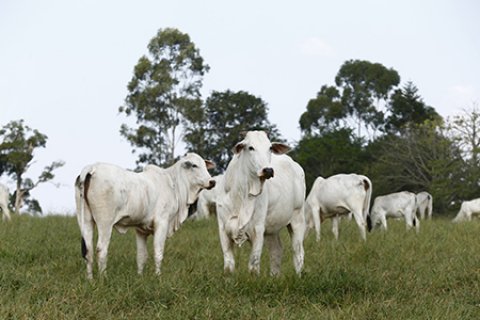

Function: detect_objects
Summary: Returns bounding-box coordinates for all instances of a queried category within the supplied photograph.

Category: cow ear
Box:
[205,160,215,170]
[182,161,193,169]
[271,142,290,155]
[233,143,245,154]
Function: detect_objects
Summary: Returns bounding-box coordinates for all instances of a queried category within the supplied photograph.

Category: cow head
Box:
[180,153,216,205]
[232,131,290,195]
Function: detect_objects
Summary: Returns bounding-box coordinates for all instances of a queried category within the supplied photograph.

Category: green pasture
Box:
[0,215,479,319]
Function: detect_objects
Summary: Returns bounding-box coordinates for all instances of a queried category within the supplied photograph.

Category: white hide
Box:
[416,191,433,220]
[75,153,215,279]
[0,183,11,222]
[216,131,306,276]
[452,198,480,223]
[370,191,419,232]
[190,174,225,220]
[304,174,372,241]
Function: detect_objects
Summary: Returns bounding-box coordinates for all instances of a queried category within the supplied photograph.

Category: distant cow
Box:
[75,153,215,279]
[369,191,419,232]
[452,198,480,223]
[216,131,306,276]
[416,191,433,219]
[189,174,225,220]
[0,183,11,222]
[305,174,372,241]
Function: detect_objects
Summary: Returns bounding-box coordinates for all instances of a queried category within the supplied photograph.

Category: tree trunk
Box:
[15,177,23,214]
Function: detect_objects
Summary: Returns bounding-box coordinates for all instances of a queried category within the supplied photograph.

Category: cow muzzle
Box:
[205,179,216,190]
[260,167,274,179]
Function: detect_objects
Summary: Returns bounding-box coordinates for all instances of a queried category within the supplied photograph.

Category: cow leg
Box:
[351,211,367,241]
[135,230,148,275]
[332,216,340,240]
[380,214,388,231]
[96,224,113,276]
[153,220,169,275]
[1,205,11,221]
[78,206,95,279]
[265,233,283,277]
[288,208,305,275]
[310,204,321,242]
[248,225,265,275]
[218,224,235,273]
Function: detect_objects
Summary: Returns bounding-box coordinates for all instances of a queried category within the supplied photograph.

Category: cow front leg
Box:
[153,221,169,275]
[332,216,340,240]
[218,224,235,273]
[265,233,283,277]
[135,230,149,275]
[248,225,265,275]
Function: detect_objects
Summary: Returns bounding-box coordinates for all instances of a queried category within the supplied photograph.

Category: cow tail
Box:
[362,177,373,232]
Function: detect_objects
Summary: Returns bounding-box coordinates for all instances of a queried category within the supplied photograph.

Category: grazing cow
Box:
[189,174,225,220]
[305,174,372,241]
[0,183,11,222]
[216,131,306,276]
[452,198,480,223]
[416,191,433,220]
[369,191,419,232]
[75,153,215,279]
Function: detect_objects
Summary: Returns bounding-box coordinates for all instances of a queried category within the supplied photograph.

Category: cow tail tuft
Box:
[81,237,87,259]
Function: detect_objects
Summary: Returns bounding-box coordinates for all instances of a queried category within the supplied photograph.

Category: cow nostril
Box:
[207,180,216,189]
[262,168,274,178]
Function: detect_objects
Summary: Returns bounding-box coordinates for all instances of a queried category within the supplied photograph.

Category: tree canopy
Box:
[185,90,282,174]
[0,120,64,214]
[119,27,209,167]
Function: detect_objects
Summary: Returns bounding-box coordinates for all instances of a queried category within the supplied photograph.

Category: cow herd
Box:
[0,130,478,279]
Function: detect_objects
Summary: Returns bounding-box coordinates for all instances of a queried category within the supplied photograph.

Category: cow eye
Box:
[248,146,255,151]
[192,164,198,168]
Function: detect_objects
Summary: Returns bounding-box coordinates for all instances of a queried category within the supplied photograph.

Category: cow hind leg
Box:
[96,224,113,276]
[79,212,95,279]
[265,233,283,277]
[352,211,367,241]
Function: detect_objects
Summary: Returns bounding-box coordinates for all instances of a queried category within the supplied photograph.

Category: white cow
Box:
[305,174,372,241]
[369,191,419,232]
[75,153,215,279]
[216,131,306,276]
[0,183,11,222]
[416,191,433,220]
[452,198,480,223]
[189,174,225,220]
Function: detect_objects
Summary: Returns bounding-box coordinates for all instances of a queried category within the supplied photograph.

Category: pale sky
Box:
[1,0,479,214]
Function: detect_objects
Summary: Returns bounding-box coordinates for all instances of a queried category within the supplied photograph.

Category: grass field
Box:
[1,214,479,319]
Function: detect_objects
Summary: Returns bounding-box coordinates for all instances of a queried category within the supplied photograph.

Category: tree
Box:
[119,28,209,167]
[299,85,346,136]
[184,90,282,174]
[447,103,480,166]
[384,81,440,133]
[0,120,64,214]
[366,121,464,212]
[335,59,400,137]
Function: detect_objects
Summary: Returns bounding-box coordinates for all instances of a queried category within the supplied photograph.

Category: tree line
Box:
[1,27,478,214]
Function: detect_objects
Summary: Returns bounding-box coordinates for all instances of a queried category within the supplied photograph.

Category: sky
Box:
[0,0,479,214]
